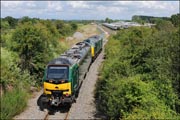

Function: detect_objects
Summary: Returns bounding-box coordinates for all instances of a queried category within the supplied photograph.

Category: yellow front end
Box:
[43,82,71,95]
[91,46,95,57]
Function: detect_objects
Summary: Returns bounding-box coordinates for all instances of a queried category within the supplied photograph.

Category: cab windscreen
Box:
[47,66,68,80]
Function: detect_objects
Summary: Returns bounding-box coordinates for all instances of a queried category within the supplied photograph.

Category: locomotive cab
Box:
[84,35,103,61]
[46,65,69,83]
[43,64,75,106]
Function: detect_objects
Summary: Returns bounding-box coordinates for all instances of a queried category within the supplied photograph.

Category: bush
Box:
[1,47,31,87]
[96,25,180,119]
[1,47,32,119]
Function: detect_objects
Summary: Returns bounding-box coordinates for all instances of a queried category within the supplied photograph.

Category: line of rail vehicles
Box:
[41,35,103,107]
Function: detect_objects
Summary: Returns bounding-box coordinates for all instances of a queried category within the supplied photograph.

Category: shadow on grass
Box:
[93,97,108,119]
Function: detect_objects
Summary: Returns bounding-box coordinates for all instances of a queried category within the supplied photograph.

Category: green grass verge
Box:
[0,88,29,119]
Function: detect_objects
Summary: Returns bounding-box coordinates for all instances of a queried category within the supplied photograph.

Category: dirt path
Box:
[13,24,109,119]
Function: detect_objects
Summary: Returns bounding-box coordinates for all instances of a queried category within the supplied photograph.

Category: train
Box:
[39,35,103,109]
[102,23,118,30]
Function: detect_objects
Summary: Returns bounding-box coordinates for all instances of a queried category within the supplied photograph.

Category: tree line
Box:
[132,13,180,26]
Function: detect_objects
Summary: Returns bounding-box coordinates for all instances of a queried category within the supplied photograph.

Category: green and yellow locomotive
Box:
[40,35,103,108]
[84,35,103,62]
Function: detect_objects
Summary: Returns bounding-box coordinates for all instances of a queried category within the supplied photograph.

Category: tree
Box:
[155,20,174,31]
[40,19,59,38]
[55,20,66,36]
[105,17,113,23]
[0,20,10,30]
[18,16,32,24]
[4,16,18,28]
[70,23,78,31]
[171,13,180,27]
[11,22,53,78]
[55,20,77,37]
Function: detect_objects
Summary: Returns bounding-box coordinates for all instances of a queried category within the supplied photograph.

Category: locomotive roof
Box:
[48,41,91,66]
[84,35,102,44]
[89,35,101,40]
[48,57,74,65]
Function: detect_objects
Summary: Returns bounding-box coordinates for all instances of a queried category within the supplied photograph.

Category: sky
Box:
[1,1,179,20]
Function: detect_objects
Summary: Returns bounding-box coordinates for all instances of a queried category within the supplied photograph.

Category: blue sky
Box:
[1,1,179,20]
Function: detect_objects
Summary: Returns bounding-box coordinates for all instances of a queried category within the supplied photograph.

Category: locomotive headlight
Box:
[65,93,69,97]
[61,79,65,83]
[49,79,53,83]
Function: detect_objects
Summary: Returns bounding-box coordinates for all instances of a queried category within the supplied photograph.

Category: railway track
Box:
[44,112,48,120]
[44,110,69,120]
[100,24,117,35]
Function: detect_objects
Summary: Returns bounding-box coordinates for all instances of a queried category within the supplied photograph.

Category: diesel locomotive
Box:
[40,35,103,107]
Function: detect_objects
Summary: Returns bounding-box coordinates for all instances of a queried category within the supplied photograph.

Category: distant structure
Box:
[102,21,156,30]
[143,23,156,28]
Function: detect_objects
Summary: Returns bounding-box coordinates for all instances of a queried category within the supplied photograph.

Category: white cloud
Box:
[96,5,125,13]
[139,1,167,10]
[115,1,134,6]
[1,1,23,8]
[46,1,62,12]
[67,1,90,9]
[113,1,177,11]
[26,1,36,8]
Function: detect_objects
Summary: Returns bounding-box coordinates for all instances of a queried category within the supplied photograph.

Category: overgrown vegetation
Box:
[0,87,29,119]
[96,14,180,119]
[132,15,170,24]
[0,48,32,119]
[0,16,78,119]
[132,13,180,26]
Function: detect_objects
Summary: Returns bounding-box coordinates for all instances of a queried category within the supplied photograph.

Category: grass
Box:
[0,88,29,119]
